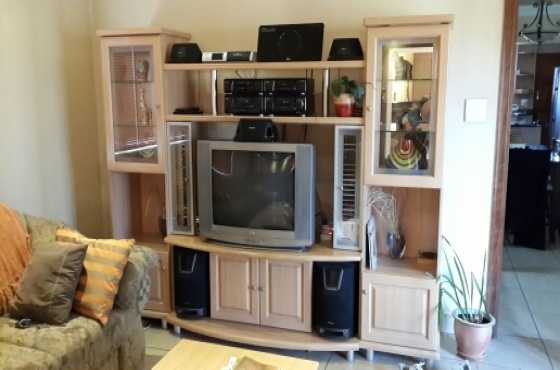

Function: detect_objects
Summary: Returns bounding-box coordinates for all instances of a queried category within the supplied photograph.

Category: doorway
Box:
[490,0,560,354]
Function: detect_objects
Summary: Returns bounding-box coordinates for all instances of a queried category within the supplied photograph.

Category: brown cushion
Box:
[9,241,88,325]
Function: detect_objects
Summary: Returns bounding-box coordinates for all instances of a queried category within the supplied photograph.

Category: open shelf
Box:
[166,314,361,352]
[166,114,364,125]
[166,235,362,262]
[164,60,365,71]
[364,256,437,279]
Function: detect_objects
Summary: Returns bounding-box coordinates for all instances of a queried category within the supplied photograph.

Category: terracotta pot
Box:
[454,310,495,360]
[334,93,354,117]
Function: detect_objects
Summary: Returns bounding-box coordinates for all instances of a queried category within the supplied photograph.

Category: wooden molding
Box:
[488,0,518,332]
[96,27,191,39]
[363,15,454,28]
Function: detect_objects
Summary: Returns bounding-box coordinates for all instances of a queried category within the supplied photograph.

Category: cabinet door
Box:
[364,23,449,188]
[259,259,312,332]
[100,36,165,173]
[210,253,259,324]
[361,272,439,350]
[145,248,171,313]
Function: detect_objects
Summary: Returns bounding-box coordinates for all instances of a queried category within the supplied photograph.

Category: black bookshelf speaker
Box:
[312,262,358,339]
[328,38,363,61]
[174,247,209,318]
[169,43,202,63]
[257,23,324,62]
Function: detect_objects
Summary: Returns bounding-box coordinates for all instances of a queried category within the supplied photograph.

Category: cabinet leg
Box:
[173,325,181,336]
[365,349,375,362]
[161,319,168,330]
[346,350,355,362]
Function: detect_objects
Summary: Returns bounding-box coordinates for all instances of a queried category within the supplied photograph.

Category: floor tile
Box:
[326,354,398,369]
[144,327,181,351]
[516,271,560,293]
[499,271,521,291]
[497,288,539,338]
[524,289,560,315]
[508,247,560,272]
[543,340,560,370]
[483,335,552,370]
[533,312,560,341]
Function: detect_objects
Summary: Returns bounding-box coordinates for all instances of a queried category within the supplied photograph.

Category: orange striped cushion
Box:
[56,228,133,325]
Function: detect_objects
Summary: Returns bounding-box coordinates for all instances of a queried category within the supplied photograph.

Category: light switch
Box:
[464,98,488,123]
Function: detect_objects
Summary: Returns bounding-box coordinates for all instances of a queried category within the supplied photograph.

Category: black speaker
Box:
[234,119,278,142]
[169,43,202,63]
[312,262,358,339]
[174,247,209,318]
[328,38,363,61]
[257,23,324,62]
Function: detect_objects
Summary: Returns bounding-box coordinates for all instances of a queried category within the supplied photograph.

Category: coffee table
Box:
[152,339,319,370]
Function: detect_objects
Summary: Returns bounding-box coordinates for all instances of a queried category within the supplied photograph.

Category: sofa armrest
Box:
[115,245,158,312]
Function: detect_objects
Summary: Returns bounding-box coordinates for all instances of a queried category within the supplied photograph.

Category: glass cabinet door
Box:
[365,24,448,188]
[375,40,437,176]
[102,37,163,171]
[166,123,195,235]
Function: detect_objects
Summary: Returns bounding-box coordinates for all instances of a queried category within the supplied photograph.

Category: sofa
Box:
[0,212,158,370]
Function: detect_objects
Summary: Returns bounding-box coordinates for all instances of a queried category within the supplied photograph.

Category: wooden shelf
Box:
[165,235,362,262]
[166,314,361,352]
[363,256,437,280]
[164,60,364,71]
[166,114,364,126]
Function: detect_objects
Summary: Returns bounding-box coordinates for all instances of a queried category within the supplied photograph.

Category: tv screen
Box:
[211,150,295,231]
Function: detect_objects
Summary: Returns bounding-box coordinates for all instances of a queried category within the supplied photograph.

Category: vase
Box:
[334,93,354,117]
[454,310,495,360]
[386,232,406,259]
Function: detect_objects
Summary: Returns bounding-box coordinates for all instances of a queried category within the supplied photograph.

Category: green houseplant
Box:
[330,76,364,117]
[439,237,495,360]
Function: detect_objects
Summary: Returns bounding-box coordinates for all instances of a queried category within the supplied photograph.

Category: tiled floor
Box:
[144,245,560,369]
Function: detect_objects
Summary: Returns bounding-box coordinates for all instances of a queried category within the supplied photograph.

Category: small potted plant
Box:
[330,76,364,117]
[440,238,495,361]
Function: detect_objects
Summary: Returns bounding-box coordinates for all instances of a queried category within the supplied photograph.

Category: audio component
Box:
[202,51,256,63]
[224,78,314,116]
[169,43,202,63]
[312,262,358,339]
[257,23,324,62]
[174,247,210,318]
[328,38,364,61]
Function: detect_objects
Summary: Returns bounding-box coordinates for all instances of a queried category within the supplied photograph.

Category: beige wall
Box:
[0,0,103,235]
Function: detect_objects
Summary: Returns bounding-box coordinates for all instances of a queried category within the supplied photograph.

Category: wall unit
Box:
[97,16,451,363]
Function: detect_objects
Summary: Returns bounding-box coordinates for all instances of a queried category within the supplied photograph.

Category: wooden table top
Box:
[152,339,319,370]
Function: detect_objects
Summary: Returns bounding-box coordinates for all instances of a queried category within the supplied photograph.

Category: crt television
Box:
[197,140,315,249]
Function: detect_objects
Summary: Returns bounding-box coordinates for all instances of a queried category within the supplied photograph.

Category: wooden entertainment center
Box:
[97,15,451,363]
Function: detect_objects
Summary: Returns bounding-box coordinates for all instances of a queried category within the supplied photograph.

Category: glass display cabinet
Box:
[100,36,165,173]
[363,18,450,188]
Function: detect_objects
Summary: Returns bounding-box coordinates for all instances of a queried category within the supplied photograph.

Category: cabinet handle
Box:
[362,289,367,295]
[258,287,264,292]
[366,106,372,112]
[248,285,254,291]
